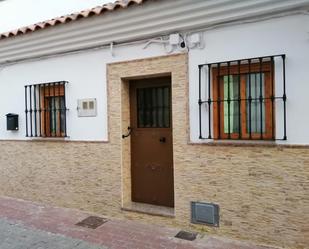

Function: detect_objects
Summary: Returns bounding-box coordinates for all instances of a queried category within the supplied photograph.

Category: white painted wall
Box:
[189,14,309,145]
[0,14,308,144]
[0,41,169,141]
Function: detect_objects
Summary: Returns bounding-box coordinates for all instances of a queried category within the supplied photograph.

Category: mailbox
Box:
[6,113,19,131]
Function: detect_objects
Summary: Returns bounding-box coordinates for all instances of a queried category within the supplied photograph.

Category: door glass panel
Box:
[163,87,170,128]
[157,87,163,127]
[137,86,170,128]
[137,88,145,127]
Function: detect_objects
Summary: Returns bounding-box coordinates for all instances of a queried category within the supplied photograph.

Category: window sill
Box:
[189,140,309,149]
[22,137,110,143]
[28,137,68,142]
[189,139,279,148]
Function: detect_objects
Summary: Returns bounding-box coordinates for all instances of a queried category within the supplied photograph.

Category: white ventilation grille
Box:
[77,98,97,117]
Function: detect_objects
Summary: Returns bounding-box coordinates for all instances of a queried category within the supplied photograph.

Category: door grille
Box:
[136,86,170,128]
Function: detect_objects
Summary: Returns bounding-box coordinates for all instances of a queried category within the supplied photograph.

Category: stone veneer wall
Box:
[0,54,308,249]
[175,144,309,249]
[0,141,122,215]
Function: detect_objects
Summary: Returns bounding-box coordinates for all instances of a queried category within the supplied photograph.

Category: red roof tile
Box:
[0,0,147,40]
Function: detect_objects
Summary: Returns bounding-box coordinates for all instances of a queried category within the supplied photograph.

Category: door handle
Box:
[159,137,166,143]
[122,126,132,139]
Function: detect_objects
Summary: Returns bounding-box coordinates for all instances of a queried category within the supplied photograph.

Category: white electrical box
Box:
[169,33,180,45]
[190,33,201,44]
[77,98,97,117]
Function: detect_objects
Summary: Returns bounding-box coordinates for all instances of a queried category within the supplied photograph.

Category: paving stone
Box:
[0,196,278,249]
[0,218,105,249]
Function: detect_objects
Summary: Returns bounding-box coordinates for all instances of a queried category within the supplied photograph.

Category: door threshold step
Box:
[122,202,175,218]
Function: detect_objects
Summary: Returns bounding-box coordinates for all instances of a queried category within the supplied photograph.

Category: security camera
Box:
[180,41,186,48]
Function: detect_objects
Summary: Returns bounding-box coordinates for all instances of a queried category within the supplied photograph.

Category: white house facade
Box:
[0,0,308,248]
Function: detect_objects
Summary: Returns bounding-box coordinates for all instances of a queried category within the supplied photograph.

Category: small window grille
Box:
[24,81,68,137]
[198,54,287,140]
[136,86,171,128]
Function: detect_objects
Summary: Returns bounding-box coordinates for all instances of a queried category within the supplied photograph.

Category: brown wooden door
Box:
[130,77,174,207]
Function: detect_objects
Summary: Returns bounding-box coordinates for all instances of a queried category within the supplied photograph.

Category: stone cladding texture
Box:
[0,54,308,249]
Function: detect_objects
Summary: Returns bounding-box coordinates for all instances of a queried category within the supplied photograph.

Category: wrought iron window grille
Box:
[198,54,287,140]
[24,81,68,138]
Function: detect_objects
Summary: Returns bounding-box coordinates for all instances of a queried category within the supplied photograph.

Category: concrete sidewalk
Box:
[0,196,276,249]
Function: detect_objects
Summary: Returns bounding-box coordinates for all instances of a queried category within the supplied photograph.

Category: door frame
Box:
[106,53,188,212]
[129,77,174,207]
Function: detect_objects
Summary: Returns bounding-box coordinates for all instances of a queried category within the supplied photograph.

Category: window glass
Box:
[49,96,65,135]
[246,73,265,133]
[210,60,274,140]
[223,75,240,134]
[24,82,67,137]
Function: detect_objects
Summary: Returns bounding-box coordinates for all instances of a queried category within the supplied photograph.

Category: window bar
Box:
[155,85,159,128]
[164,87,167,128]
[149,88,152,127]
[151,88,155,127]
[227,62,231,139]
[29,85,33,137]
[207,64,212,139]
[248,59,252,139]
[136,89,139,127]
[58,82,61,136]
[259,58,263,139]
[25,86,29,137]
[136,89,140,127]
[152,88,156,127]
[167,87,171,128]
[44,84,47,137]
[282,54,287,140]
[198,54,286,141]
[162,87,165,128]
[63,82,67,137]
[33,85,37,137]
[38,84,41,137]
[142,89,144,127]
[217,63,221,139]
[151,88,156,127]
[63,81,67,137]
[147,89,150,127]
[163,87,166,127]
[167,87,170,128]
[58,83,61,136]
[47,83,50,136]
[198,54,284,68]
[53,82,56,137]
[143,89,147,127]
[270,56,275,140]
[237,60,241,139]
[198,65,202,138]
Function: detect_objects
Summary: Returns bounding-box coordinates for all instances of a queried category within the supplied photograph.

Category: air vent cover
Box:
[175,230,197,241]
[76,216,108,229]
[191,202,219,226]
